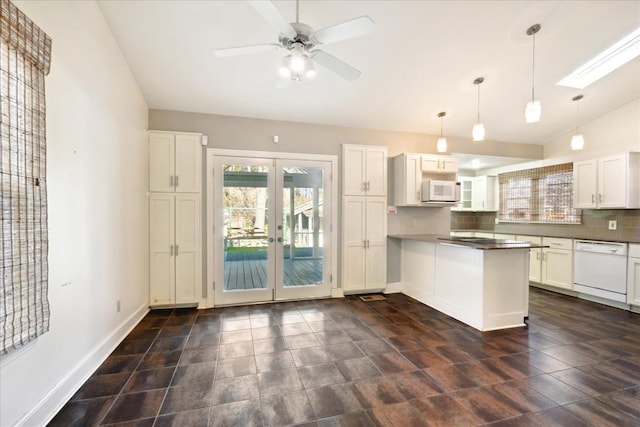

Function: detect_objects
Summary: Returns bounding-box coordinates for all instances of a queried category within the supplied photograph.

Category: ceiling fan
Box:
[214,0,374,85]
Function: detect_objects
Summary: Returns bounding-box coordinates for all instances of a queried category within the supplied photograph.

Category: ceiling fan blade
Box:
[311,16,374,45]
[247,0,296,39]
[312,50,361,81]
[214,43,280,57]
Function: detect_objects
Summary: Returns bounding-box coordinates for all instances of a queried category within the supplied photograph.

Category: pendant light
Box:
[525,24,542,123]
[571,95,585,150]
[472,77,485,141]
[436,112,447,153]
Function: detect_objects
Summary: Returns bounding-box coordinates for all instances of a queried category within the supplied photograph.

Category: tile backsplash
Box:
[451,209,640,242]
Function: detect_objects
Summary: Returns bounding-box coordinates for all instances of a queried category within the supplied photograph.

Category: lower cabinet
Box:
[149,194,201,306]
[342,196,387,291]
[628,244,640,307]
[541,237,573,290]
[516,235,543,283]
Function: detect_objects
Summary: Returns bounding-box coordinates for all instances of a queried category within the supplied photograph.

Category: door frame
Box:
[206,149,338,307]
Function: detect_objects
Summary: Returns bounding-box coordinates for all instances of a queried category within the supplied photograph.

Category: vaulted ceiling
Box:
[97,0,640,145]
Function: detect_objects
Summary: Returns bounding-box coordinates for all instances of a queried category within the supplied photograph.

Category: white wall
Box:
[0,2,149,426]
[544,98,640,162]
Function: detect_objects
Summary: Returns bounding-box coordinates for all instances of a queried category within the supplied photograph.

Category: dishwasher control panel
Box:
[574,240,627,256]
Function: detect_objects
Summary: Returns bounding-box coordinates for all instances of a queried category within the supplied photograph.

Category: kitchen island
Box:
[389,234,547,331]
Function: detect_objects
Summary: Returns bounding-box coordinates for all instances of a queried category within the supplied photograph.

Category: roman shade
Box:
[1,0,52,355]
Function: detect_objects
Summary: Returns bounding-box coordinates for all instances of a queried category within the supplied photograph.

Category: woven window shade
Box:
[1,0,52,355]
[498,163,581,224]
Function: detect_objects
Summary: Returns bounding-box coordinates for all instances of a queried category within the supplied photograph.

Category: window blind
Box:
[1,0,52,355]
[498,162,581,224]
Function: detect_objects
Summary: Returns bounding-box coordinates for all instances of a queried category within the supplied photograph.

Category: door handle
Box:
[277,237,283,243]
[268,237,274,243]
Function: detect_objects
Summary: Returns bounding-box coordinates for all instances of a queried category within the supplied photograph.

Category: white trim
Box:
[19,303,149,427]
[331,288,344,298]
[209,148,337,163]
[383,282,403,294]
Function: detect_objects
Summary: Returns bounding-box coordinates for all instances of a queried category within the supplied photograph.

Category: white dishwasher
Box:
[574,240,628,303]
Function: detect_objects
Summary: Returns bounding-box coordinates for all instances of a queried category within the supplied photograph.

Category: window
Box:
[1,0,52,355]
[498,163,581,224]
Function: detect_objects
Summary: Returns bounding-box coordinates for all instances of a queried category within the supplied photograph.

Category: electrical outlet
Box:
[116,300,121,313]
[495,218,499,225]
[608,220,617,230]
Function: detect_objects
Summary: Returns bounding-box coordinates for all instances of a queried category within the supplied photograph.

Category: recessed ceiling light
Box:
[557,27,640,89]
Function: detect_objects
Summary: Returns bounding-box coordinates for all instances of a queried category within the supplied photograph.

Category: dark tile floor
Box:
[49,288,640,426]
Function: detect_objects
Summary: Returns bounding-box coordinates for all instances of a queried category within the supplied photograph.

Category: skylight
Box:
[557,27,640,89]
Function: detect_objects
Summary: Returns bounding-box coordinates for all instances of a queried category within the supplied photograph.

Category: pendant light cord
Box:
[477,84,481,123]
[296,0,299,23]
[440,117,443,137]
[575,98,580,133]
[531,32,536,101]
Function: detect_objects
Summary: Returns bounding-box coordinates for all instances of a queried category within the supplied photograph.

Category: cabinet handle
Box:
[367,240,370,249]
[416,190,420,200]
[536,252,539,260]
[366,182,370,192]
[170,245,174,256]
[268,237,274,243]
[170,175,174,187]
[592,194,595,204]
[277,237,283,243]
[363,240,367,248]
[598,193,603,203]
[175,175,179,187]
[175,245,179,256]
[362,182,366,192]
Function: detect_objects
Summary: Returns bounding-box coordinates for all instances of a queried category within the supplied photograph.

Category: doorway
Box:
[208,151,336,305]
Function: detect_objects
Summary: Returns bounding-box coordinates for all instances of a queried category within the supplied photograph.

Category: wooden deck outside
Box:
[223,257,323,290]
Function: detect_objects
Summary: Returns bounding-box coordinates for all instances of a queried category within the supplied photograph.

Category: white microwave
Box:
[421,180,461,202]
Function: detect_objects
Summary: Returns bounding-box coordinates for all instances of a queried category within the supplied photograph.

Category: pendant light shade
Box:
[472,77,485,141]
[571,95,585,150]
[436,112,447,153]
[525,24,542,123]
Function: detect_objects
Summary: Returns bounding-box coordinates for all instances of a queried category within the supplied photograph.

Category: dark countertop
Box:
[388,234,548,250]
[451,229,640,245]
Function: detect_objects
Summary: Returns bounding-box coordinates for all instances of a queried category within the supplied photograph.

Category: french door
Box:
[212,155,332,305]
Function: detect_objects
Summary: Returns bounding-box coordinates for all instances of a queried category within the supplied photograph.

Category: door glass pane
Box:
[223,164,269,291]
[282,167,324,287]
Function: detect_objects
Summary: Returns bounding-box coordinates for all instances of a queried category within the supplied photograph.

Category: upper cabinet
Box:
[393,153,422,206]
[342,144,387,196]
[421,154,458,174]
[452,175,497,211]
[149,131,202,193]
[573,153,640,209]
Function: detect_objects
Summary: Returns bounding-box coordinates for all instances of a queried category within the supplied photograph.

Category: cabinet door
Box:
[598,155,626,208]
[456,178,472,210]
[365,147,387,196]
[573,160,597,208]
[472,177,487,210]
[342,197,366,290]
[421,156,440,173]
[149,194,175,305]
[628,257,640,306]
[440,157,458,173]
[149,133,175,193]
[175,134,202,193]
[542,248,573,290]
[175,195,201,304]
[404,155,421,205]
[529,249,542,283]
[365,197,387,289]
[343,145,366,196]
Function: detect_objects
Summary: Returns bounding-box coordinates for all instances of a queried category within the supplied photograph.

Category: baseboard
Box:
[331,288,344,298]
[20,302,149,427]
[383,282,403,294]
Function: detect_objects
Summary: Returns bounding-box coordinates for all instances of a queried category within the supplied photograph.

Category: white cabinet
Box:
[150,194,201,306]
[471,176,498,211]
[342,197,387,291]
[393,154,422,206]
[421,155,458,173]
[516,235,543,283]
[342,144,387,196]
[573,153,640,209]
[541,237,573,290]
[453,175,497,211]
[628,244,640,307]
[149,131,202,193]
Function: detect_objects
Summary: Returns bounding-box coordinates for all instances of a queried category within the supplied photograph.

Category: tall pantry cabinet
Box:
[341,144,388,292]
[149,131,203,306]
